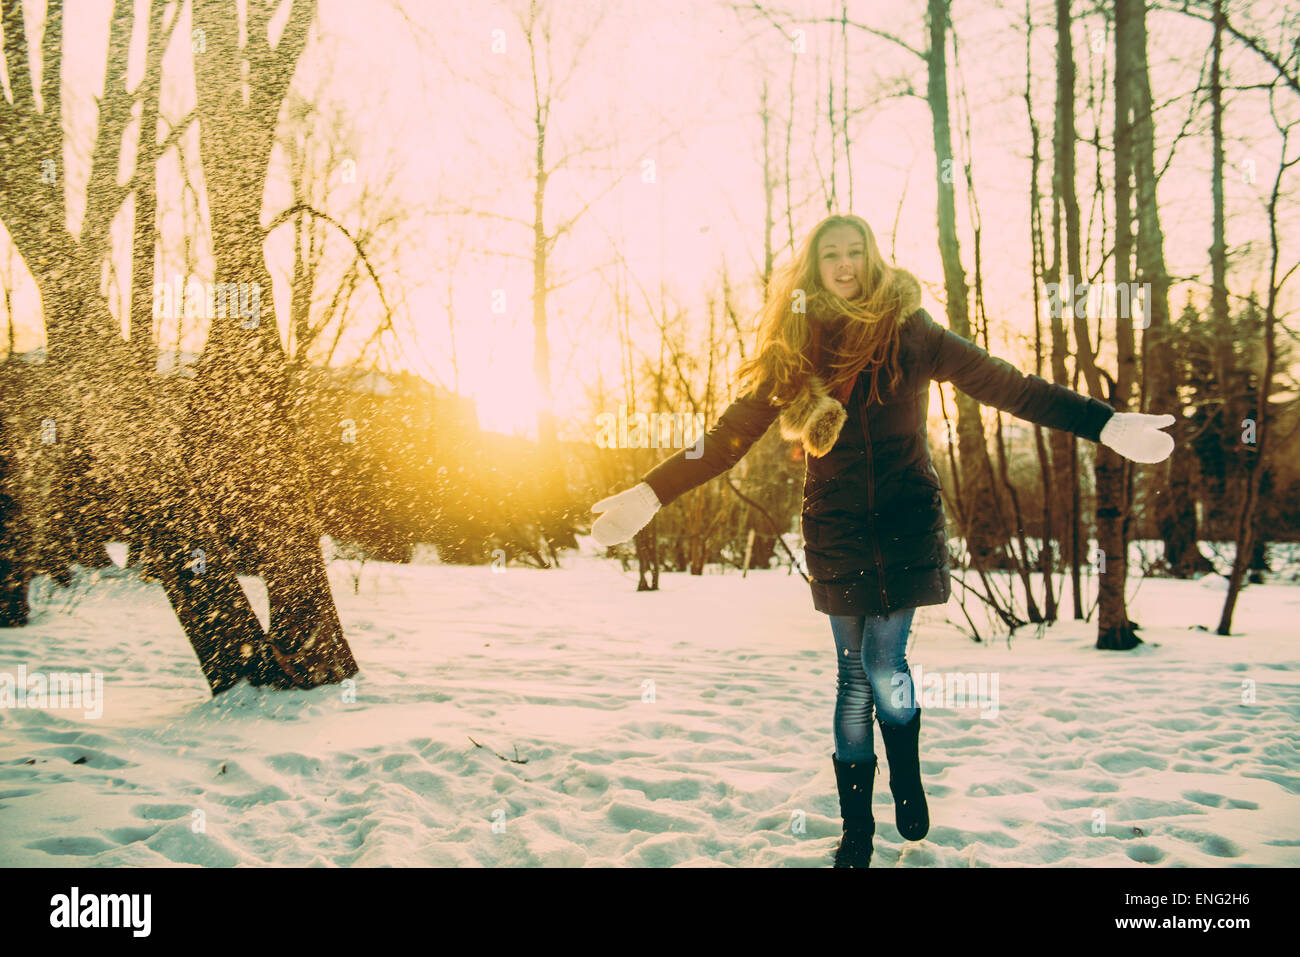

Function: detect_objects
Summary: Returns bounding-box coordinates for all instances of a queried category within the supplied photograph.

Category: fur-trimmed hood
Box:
[779,273,922,457]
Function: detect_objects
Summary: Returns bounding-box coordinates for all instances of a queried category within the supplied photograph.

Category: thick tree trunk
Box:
[148,507,274,692]
[1,221,280,692]
[191,0,357,688]
[27,262,104,589]
[926,0,1004,568]
[1130,0,1205,577]
[1049,0,1084,619]
[1093,447,1136,647]
[1096,0,1141,650]
[188,199,358,688]
[0,1,287,693]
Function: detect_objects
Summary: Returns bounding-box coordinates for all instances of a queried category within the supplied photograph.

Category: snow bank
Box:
[1,547,1296,866]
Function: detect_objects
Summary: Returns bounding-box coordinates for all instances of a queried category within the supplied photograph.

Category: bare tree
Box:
[1023,0,1061,620]
[1126,6,1200,579]
[0,1,293,688]
[186,0,359,688]
[1218,90,1297,632]
[1084,0,1140,650]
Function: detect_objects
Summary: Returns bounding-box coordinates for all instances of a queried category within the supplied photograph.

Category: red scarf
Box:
[810,322,862,404]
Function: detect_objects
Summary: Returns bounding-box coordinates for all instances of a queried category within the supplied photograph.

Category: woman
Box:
[590,214,1174,867]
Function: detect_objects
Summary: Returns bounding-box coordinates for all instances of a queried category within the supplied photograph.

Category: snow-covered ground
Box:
[1,542,1297,867]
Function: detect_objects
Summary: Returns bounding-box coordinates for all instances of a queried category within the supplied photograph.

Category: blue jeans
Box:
[828,608,917,763]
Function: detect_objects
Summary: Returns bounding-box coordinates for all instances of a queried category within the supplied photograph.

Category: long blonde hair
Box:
[738,214,921,406]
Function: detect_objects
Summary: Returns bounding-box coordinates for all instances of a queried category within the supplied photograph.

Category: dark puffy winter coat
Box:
[641,308,1116,616]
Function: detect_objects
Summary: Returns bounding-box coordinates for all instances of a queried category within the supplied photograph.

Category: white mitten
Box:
[1099,412,1175,464]
[591,482,662,546]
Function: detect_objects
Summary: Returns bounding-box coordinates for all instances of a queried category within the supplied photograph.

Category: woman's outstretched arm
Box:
[913,308,1115,440]
[639,384,781,507]
[591,383,780,546]
[913,308,1173,462]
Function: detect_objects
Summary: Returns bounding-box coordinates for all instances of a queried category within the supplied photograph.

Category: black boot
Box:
[831,752,877,867]
[878,708,929,841]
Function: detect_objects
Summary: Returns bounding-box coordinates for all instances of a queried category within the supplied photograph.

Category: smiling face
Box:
[817,224,865,299]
